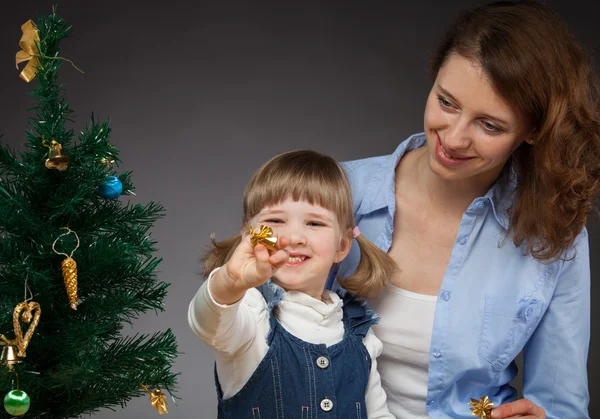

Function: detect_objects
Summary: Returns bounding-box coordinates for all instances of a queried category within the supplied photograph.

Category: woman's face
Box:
[423,53,531,186]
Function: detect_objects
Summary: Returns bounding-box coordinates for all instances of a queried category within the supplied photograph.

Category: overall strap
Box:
[341,291,379,338]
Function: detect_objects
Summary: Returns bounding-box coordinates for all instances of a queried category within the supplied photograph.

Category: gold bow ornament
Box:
[249,225,278,250]
[15,20,40,82]
[140,384,168,415]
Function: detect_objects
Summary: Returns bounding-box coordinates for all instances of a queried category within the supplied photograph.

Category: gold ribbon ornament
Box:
[15,20,40,82]
[0,301,42,359]
[469,396,494,418]
[141,384,168,415]
[249,225,278,250]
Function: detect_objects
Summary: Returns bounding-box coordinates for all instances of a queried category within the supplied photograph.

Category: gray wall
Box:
[1,1,598,417]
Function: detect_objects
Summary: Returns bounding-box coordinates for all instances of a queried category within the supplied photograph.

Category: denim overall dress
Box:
[214,282,378,418]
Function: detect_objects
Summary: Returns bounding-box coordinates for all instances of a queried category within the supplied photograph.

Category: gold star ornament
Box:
[469,396,494,418]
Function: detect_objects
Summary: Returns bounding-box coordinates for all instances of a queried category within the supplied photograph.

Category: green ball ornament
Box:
[4,390,30,416]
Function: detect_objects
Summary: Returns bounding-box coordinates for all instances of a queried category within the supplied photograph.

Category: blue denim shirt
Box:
[326,133,590,418]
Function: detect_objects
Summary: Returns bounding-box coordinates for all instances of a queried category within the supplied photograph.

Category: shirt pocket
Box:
[478,296,544,371]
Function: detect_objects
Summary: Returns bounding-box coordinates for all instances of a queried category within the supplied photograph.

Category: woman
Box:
[328,1,600,418]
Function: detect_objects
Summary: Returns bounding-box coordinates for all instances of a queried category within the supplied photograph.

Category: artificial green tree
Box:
[0,9,178,418]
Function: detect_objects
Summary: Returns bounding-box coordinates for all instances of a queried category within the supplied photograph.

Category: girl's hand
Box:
[491,399,546,419]
[224,233,290,290]
[210,232,290,305]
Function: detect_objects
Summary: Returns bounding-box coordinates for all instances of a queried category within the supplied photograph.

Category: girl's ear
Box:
[334,232,352,263]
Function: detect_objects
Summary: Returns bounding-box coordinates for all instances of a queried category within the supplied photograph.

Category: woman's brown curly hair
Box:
[432,1,600,261]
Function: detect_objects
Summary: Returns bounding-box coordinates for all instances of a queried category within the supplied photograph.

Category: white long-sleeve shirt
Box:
[188,269,395,418]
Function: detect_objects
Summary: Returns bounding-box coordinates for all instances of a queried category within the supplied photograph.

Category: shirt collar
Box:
[354,132,514,231]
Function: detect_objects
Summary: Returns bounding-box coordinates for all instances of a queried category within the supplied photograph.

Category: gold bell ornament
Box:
[0,344,22,372]
[42,137,71,171]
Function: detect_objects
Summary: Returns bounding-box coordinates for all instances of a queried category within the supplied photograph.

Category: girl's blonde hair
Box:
[203,150,397,298]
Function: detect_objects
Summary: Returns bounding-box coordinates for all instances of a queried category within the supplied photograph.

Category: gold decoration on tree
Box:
[140,384,168,415]
[15,19,40,82]
[52,227,80,310]
[0,301,42,368]
[42,137,71,171]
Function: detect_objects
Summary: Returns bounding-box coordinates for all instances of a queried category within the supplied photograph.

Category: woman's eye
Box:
[437,96,454,109]
[482,121,501,133]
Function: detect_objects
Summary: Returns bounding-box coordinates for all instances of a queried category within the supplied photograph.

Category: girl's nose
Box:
[289,230,307,246]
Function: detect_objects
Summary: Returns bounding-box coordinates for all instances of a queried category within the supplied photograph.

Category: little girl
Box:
[188,150,397,418]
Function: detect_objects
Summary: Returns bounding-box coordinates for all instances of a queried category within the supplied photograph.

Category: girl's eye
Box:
[264,219,283,224]
[437,95,454,109]
[307,221,325,227]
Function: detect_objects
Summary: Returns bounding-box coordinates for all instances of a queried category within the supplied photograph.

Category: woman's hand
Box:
[491,398,546,419]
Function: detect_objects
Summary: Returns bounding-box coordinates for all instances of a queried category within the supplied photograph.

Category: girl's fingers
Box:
[269,249,289,268]
[276,234,290,250]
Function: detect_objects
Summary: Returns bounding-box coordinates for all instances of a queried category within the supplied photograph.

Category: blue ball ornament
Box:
[97,176,123,199]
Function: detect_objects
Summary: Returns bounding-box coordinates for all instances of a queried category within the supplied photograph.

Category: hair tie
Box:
[352,226,361,239]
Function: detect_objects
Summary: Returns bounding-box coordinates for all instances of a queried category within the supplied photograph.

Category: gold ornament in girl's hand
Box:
[469,396,494,418]
[249,225,278,250]
[141,384,168,415]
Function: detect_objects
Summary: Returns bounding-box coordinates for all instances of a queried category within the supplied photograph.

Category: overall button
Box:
[433,350,442,358]
[459,237,467,245]
[441,291,451,301]
[320,398,333,412]
[316,356,329,369]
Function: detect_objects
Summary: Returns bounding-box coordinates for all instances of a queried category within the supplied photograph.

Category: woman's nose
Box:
[445,118,472,150]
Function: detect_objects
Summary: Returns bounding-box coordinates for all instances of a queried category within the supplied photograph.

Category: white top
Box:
[188,269,395,418]
[369,284,437,419]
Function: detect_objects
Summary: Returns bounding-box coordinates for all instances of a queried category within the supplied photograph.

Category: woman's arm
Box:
[494,229,591,419]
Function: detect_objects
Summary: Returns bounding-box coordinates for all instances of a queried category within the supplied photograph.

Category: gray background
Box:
[0,1,598,417]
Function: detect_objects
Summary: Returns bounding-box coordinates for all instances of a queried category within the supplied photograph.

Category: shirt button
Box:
[459,237,467,245]
[316,356,329,369]
[320,398,333,411]
[433,350,442,358]
[492,360,504,371]
[441,291,451,301]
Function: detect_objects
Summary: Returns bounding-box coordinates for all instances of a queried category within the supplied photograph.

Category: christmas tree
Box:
[0,9,178,418]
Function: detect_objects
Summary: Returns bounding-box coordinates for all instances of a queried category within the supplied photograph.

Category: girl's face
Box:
[249,198,351,300]
[423,54,532,186]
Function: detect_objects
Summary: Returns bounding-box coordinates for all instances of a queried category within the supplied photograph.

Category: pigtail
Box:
[201,233,243,278]
[340,235,397,299]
